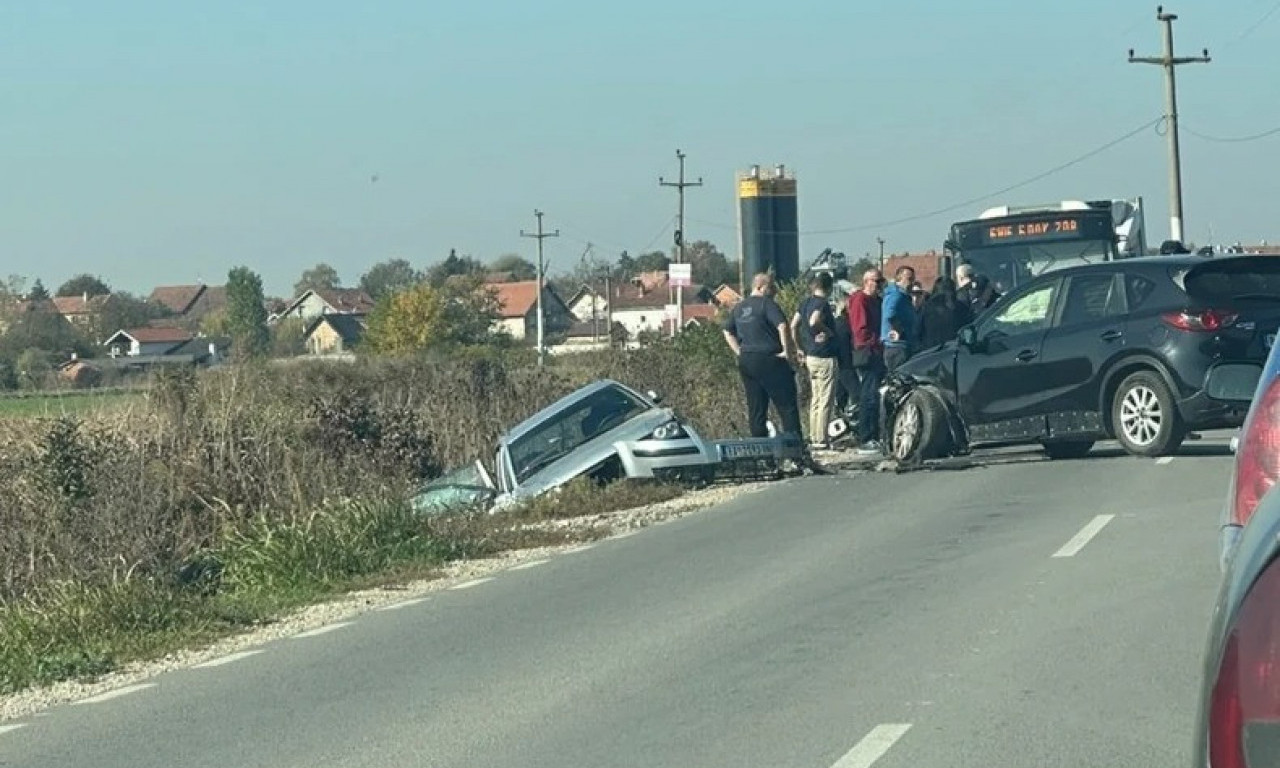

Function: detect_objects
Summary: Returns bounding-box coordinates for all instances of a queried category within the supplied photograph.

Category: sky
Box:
[0,0,1277,298]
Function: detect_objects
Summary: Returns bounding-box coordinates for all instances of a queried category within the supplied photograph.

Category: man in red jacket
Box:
[847,268,885,455]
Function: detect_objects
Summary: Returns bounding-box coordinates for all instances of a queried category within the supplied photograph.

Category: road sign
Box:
[668,263,692,287]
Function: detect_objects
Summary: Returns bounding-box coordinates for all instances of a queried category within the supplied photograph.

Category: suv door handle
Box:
[1015,349,1038,362]
[1100,329,1123,342]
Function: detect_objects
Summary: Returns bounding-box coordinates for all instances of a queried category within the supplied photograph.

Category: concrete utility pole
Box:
[659,150,702,338]
[1129,6,1210,246]
[520,209,559,366]
[876,237,886,271]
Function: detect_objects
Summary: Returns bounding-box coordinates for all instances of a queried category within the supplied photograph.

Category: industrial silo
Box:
[737,164,799,293]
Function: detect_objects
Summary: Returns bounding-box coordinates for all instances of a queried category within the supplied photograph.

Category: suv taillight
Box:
[1162,308,1239,332]
[1231,376,1280,528]
[1208,555,1280,766]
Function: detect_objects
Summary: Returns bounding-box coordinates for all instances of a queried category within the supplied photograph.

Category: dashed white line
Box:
[193,650,263,668]
[378,597,429,611]
[450,577,493,590]
[292,622,353,639]
[1052,514,1116,558]
[1156,456,1175,465]
[0,724,27,735]
[72,683,156,705]
[831,723,912,768]
[510,559,548,571]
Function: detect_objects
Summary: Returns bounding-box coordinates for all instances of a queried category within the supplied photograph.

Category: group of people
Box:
[721,264,1000,456]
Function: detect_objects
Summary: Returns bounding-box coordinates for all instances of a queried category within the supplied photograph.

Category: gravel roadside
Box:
[0,479,775,722]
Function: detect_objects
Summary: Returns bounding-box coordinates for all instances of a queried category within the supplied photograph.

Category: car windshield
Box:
[962,239,1114,293]
[506,384,649,485]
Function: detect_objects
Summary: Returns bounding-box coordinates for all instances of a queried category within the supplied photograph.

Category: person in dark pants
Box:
[722,272,802,439]
[848,267,885,454]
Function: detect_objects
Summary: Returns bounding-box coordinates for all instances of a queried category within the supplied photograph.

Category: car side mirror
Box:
[647,389,664,404]
[957,325,978,349]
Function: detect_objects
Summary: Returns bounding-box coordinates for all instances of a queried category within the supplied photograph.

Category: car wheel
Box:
[889,389,950,464]
[1042,440,1095,460]
[1111,370,1185,457]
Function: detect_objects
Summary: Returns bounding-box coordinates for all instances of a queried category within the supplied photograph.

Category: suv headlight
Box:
[650,420,688,440]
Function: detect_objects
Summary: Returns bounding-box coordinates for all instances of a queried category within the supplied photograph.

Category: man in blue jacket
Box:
[881,265,919,371]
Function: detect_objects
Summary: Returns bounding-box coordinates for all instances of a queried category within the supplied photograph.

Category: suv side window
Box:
[982,281,1059,338]
[1060,273,1123,326]
[1125,274,1158,310]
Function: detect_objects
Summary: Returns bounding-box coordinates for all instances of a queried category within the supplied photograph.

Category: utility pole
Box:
[659,149,702,338]
[1129,6,1210,246]
[520,209,559,366]
[876,237,886,271]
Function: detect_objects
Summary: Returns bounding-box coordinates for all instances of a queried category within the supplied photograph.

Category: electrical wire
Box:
[691,116,1165,238]
[1236,0,1280,41]
[1182,124,1280,143]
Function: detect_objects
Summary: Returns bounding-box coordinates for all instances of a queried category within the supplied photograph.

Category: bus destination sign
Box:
[986,217,1079,242]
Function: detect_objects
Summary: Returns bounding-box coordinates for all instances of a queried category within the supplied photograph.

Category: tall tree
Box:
[0,306,92,361]
[633,251,670,273]
[293,263,341,297]
[364,274,500,355]
[489,253,537,281]
[615,251,637,280]
[359,258,423,301]
[56,274,111,298]
[225,267,269,359]
[680,240,733,287]
[426,249,484,287]
[91,292,167,342]
[27,279,49,302]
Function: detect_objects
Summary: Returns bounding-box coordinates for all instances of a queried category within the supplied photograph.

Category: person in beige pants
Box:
[792,272,839,449]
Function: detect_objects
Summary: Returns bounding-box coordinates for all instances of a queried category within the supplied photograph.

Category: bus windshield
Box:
[959,238,1115,293]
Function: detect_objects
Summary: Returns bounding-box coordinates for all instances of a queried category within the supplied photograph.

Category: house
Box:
[304,314,367,356]
[607,274,717,341]
[711,284,743,309]
[52,294,110,329]
[882,251,942,293]
[104,327,196,357]
[275,288,376,323]
[486,280,573,341]
[148,284,227,325]
[58,358,102,388]
[549,320,626,355]
[661,303,721,335]
[566,285,608,322]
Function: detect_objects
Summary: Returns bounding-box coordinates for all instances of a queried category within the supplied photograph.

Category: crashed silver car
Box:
[412,379,806,514]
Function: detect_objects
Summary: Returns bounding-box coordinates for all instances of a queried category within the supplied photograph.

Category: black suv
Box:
[883,254,1280,462]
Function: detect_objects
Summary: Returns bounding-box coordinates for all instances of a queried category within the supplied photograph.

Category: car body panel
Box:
[1219,329,1280,571]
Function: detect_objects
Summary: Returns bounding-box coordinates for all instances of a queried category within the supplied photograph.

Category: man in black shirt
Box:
[792,272,838,448]
[722,272,802,439]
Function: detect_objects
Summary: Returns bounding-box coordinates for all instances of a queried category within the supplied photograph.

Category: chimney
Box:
[83,291,88,304]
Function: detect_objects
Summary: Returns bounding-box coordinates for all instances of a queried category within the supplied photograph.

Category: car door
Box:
[956,277,1064,443]
[1035,270,1127,438]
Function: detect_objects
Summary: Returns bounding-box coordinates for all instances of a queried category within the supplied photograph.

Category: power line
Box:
[1182,123,1280,143]
[691,116,1164,238]
[1236,0,1280,40]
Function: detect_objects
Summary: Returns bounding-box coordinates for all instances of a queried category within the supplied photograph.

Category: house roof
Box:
[52,294,109,315]
[305,313,368,344]
[105,327,195,345]
[487,281,540,318]
[149,285,207,315]
[280,288,376,317]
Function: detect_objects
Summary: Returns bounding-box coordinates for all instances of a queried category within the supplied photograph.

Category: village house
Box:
[101,327,229,368]
[486,280,573,341]
[566,284,608,322]
[303,314,367,356]
[51,294,110,330]
[148,284,228,326]
[606,274,717,341]
[274,288,376,323]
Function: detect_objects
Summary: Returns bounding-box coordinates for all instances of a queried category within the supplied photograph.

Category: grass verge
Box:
[0,480,684,697]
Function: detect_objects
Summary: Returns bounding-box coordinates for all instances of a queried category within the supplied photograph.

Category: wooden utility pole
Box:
[1129,6,1210,246]
[520,209,559,366]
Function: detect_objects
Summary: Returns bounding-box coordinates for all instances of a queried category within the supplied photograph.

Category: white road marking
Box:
[510,559,548,571]
[831,723,913,768]
[450,577,493,590]
[0,724,27,735]
[378,597,429,611]
[72,684,156,705]
[1052,514,1116,558]
[1156,456,1175,465]
[292,622,353,639]
[193,650,263,668]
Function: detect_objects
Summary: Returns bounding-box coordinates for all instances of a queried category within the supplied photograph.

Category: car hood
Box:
[898,342,957,384]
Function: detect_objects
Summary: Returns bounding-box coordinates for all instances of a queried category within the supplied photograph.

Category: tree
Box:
[271,317,308,358]
[90,292,166,343]
[680,240,733,287]
[633,251,670,273]
[293,263,341,297]
[225,267,269,360]
[27,279,49,302]
[364,274,500,355]
[848,257,879,280]
[56,274,111,298]
[425,249,484,287]
[615,251,637,280]
[0,305,92,362]
[489,254,537,281]
[359,259,423,301]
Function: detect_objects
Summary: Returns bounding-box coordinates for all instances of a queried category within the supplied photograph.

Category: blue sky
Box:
[0,0,1276,297]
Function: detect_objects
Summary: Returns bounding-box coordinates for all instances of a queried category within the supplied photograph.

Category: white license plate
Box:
[720,442,774,460]
[1267,333,1276,350]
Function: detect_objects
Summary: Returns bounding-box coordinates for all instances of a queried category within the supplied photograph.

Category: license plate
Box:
[719,442,774,460]
[1267,333,1276,350]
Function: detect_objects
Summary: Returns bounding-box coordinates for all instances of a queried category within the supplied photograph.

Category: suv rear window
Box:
[1178,258,1280,303]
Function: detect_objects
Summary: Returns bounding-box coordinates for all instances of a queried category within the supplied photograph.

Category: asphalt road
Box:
[0,435,1233,768]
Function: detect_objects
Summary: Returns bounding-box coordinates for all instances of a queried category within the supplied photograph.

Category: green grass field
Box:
[0,390,145,418]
